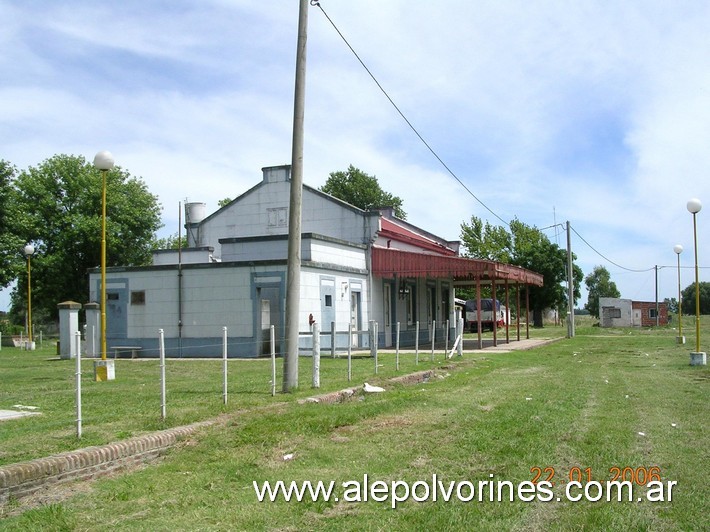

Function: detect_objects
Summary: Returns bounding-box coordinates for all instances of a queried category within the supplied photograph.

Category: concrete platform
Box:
[0,409,41,421]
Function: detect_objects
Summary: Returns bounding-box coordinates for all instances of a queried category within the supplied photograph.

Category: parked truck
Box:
[464,298,508,332]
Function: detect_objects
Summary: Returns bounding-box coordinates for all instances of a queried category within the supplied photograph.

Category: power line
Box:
[569,224,654,273]
[311,1,508,226]
[311,2,686,277]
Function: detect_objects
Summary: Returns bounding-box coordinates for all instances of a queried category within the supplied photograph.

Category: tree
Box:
[584,265,621,318]
[0,160,25,288]
[460,216,583,327]
[152,232,189,250]
[320,165,406,219]
[9,154,162,321]
[681,281,710,315]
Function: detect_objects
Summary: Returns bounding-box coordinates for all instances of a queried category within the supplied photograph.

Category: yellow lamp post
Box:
[686,198,706,365]
[673,244,685,344]
[23,244,35,350]
[93,150,116,380]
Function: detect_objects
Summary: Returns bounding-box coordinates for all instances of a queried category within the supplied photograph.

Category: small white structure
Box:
[599,297,633,328]
[89,165,543,357]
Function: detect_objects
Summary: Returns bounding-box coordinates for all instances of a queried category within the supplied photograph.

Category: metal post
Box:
[26,253,33,346]
[75,331,82,439]
[284,0,309,392]
[692,212,701,354]
[445,319,449,355]
[270,325,276,397]
[159,329,166,421]
[395,322,400,371]
[347,323,352,382]
[373,321,379,374]
[331,321,336,358]
[415,321,420,364]
[100,169,108,360]
[312,322,320,388]
[458,317,464,357]
[222,326,228,405]
[655,265,659,327]
[430,320,436,362]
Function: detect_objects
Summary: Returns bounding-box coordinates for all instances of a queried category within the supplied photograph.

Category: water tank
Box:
[185,202,206,224]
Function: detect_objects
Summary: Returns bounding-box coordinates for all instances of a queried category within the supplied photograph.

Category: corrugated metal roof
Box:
[371,247,544,286]
[378,218,458,256]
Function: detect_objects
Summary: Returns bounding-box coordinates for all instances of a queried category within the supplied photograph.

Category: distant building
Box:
[599,297,668,328]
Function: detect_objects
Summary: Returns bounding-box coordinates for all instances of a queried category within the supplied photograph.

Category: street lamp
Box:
[686,198,706,365]
[673,244,685,344]
[23,244,35,350]
[93,151,115,380]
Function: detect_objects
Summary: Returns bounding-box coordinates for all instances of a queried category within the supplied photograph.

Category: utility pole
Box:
[284,0,309,392]
[567,221,575,338]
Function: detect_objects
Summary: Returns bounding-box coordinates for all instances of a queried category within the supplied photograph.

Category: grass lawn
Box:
[1,317,708,530]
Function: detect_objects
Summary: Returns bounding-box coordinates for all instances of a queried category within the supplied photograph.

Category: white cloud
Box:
[3,0,710,311]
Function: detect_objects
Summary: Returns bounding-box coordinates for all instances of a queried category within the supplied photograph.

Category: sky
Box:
[2,0,710,312]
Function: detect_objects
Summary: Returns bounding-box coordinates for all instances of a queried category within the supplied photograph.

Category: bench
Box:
[111,346,143,359]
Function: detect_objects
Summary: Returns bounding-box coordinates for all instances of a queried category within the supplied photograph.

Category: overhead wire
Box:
[311,1,508,226]
[311,1,668,276]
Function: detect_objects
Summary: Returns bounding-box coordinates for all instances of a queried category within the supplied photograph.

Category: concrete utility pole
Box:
[567,221,575,338]
[284,0,309,392]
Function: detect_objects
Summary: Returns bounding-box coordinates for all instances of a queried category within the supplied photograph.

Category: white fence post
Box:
[75,331,82,439]
[331,321,336,358]
[222,326,228,405]
[431,320,436,362]
[347,323,353,382]
[270,325,276,397]
[312,322,321,388]
[415,321,419,365]
[371,321,379,374]
[395,322,400,371]
[458,317,464,357]
[445,319,450,355]
[159,329,166,421]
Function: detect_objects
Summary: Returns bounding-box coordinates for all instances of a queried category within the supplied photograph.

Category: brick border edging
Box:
[0,420,214,506]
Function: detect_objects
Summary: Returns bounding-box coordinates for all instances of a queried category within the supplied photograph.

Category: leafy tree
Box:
[584,265,621,318]
[0,160,25,288]
[320,165,406,219]
[152,232,189,250]
[10,154,162,321]
[460,216,583,327]
[217,197,232,209]
[681,281,710,315]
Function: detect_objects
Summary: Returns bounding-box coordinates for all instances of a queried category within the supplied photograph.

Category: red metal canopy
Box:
[371,247,544,286]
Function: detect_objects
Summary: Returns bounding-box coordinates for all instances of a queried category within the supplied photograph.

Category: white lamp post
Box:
[673,244,685,344]
[23,244,35,350]
[686,198,706,365]
[93,151,116,381]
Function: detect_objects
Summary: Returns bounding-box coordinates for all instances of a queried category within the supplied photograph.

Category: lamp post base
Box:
[94,359,116,381]
[676,335,686,345]
[689,352,707,366]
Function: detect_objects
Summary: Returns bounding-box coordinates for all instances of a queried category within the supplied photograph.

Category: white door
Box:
[350,291,362,347]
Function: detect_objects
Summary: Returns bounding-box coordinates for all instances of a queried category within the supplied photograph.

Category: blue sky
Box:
[2,0,710,312]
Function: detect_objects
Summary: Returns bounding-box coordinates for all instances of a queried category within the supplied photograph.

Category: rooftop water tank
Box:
[185,202,206,224]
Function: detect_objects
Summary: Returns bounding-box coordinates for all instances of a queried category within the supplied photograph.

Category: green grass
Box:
[1,317,708,530]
